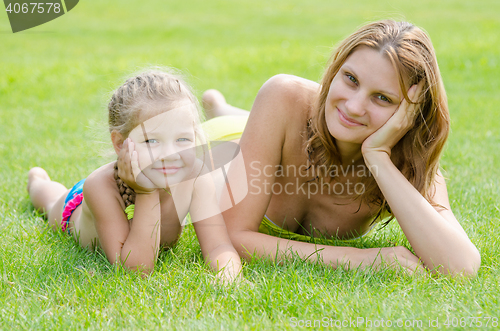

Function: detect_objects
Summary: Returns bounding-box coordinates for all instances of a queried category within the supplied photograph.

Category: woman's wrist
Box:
[362,149,392,171]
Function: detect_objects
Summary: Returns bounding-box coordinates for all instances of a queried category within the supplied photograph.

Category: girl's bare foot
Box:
[27,167,51,193]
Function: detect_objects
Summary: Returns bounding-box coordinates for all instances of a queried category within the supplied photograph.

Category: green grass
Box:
[1,0,499,329]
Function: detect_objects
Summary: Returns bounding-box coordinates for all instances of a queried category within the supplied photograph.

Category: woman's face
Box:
[325,46,405,146]
[127,104,198,188]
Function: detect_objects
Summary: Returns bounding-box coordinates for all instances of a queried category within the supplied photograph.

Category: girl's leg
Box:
[27,167,69,229]
[202,89,249,119]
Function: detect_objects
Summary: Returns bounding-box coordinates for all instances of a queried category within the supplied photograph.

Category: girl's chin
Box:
[146,174,188,188]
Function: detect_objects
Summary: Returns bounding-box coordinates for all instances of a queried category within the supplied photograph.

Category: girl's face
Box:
[127,104,198,188]
[325,46,405,146]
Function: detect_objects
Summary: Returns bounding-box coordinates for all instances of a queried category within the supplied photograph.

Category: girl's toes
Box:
[27,167,51,192]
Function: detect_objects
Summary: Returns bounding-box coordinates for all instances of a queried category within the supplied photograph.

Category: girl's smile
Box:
[152,164,182,175]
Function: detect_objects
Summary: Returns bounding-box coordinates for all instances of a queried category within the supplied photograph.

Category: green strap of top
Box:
[125,204,135,220]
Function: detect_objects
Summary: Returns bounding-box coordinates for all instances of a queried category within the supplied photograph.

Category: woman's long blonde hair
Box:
[306,20,450,222]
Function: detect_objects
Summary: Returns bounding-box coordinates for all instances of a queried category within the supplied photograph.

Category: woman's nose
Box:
[344,91,367,116]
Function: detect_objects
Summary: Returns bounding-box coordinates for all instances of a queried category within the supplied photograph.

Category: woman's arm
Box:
[362,84,481,277]
[364,154,480,276]
[224,75,423,274]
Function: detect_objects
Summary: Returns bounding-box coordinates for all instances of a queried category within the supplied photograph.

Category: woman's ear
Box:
[111,131,124,155]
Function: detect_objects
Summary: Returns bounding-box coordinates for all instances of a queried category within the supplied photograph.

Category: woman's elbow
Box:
[458,247,481,278]
[444,247,481,278]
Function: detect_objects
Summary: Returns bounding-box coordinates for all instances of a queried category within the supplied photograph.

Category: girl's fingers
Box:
[131,150,141,181]
[118,138,135,181]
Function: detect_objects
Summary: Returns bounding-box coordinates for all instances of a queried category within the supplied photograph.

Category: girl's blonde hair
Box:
[306,20,450,222]
[108,68,204,140]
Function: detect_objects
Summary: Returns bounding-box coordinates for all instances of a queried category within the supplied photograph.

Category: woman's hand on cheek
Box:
[117,138,157,194]
[361,81,425,159]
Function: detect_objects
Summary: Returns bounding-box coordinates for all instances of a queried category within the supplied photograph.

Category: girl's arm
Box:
[361,84,480,276]
[224,75,423,274]
[84,140,162,274]
[189,174,242,283]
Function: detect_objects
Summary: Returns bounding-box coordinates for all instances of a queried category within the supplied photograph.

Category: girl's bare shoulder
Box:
[83,162,122,205]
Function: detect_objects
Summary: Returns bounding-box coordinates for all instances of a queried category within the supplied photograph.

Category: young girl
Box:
[203,20,481,277]
[28,70,242,281]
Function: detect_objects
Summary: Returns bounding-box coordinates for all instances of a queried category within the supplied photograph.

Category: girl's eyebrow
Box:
[142,128,195,137]
[177,131,195,136]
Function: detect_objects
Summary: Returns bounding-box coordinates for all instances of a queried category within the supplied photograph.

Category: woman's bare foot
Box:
[202,89,249,119]
[202,89,228,119]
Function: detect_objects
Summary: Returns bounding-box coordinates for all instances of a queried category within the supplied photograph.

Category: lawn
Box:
[1,0,499,329]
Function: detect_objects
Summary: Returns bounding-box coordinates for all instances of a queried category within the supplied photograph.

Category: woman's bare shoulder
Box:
[255,74,319,122]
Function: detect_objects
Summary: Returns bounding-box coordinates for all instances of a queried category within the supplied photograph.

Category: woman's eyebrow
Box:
[377,88,399,99]
[343,64,400,99]
[341,64,356,75]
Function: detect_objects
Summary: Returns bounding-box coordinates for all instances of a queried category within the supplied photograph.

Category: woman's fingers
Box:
[405,80,425,116]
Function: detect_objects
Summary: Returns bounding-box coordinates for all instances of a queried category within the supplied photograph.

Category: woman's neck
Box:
[335,140,364,166]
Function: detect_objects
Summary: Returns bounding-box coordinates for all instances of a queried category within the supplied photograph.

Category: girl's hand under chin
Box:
[361,80,425,159]
[117,138,157,194]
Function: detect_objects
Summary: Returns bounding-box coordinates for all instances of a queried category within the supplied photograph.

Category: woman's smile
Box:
[337,107,364,127]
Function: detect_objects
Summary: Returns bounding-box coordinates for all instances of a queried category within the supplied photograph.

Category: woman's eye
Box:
[346,73,358,85]
[377,95,391,103]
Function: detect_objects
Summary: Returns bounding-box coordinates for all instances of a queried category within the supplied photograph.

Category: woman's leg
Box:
[202,89,249,119]
[27,167,69,229]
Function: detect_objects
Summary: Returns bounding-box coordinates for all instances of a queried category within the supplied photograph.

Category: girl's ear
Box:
[111,131,124,155]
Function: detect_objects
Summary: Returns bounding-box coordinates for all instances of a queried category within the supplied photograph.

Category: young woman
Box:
[202,20,480,277]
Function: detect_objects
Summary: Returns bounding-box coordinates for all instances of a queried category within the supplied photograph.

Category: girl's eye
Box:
[145,139,159,144]
[177,138,191,142]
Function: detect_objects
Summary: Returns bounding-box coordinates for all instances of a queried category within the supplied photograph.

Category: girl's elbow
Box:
[123,261,155,276]
[120,253,156,275]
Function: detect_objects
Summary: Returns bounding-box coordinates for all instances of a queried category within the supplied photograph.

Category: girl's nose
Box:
[159,144,181,161]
